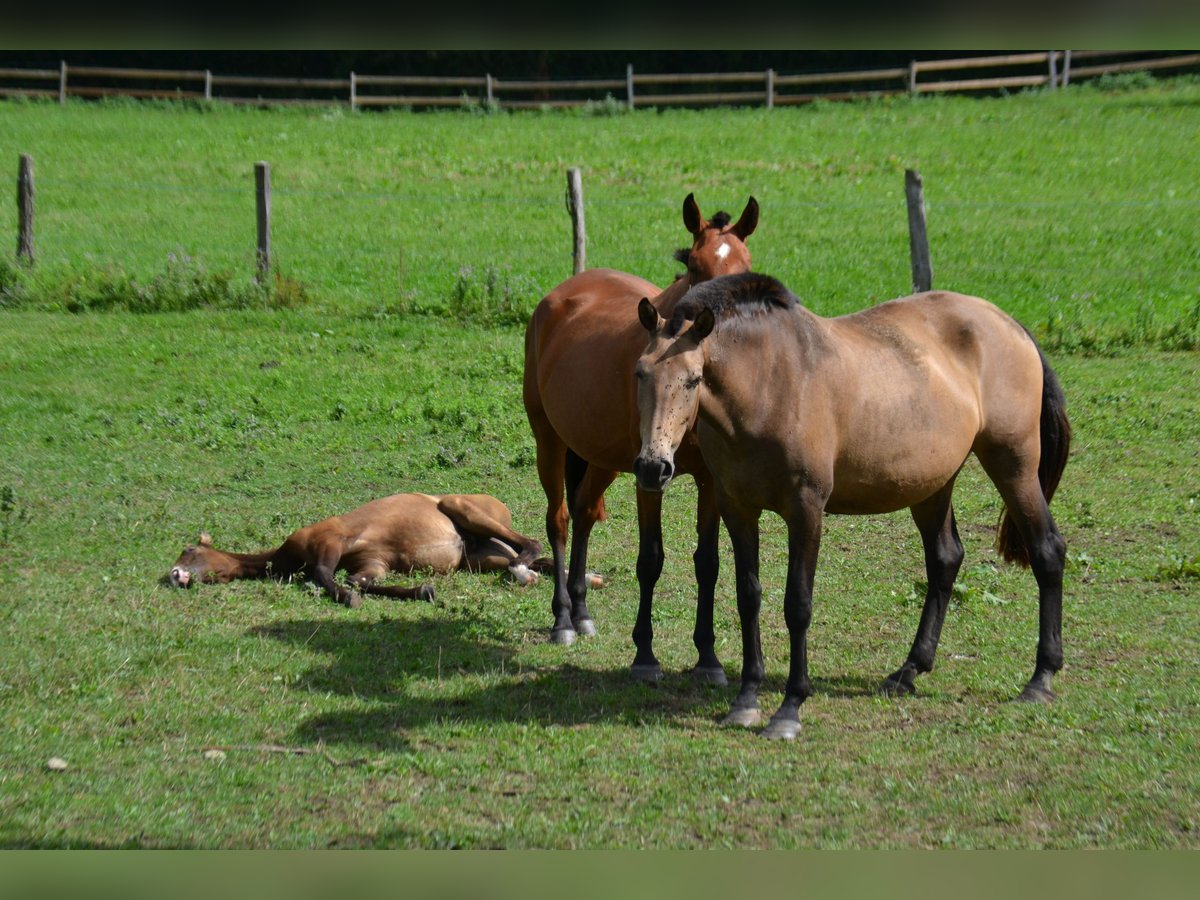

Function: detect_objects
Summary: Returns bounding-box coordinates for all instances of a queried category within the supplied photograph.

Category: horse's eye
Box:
[686,376,702,389]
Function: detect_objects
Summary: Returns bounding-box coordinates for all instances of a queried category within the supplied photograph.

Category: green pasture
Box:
[1,77,1199,348]
[1,80,1199,848]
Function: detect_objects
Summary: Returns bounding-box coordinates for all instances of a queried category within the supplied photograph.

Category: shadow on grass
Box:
[250,614,740,750]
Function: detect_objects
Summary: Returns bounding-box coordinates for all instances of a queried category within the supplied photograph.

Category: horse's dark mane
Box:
[667,272,796,336]
[673,210,734,268]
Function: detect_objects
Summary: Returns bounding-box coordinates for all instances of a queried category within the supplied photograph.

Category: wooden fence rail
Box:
[0,52,1195,109]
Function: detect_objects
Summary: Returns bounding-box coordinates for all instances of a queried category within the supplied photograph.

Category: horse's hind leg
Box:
[978,450,1066,702]
[564,464,618,641]
[527,414,574,642]
[436,496,543,567]
[882,483,964,697]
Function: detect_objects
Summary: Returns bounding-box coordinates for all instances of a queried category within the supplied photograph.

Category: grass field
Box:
[1,81,1199,848]
[2,78,1199,348]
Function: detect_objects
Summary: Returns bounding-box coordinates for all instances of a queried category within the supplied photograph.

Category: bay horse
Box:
[523,193,758,683]
[168,493,553,607]
[634,273,1070,739]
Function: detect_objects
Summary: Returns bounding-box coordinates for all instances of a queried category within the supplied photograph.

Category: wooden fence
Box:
[1,51,1197,109]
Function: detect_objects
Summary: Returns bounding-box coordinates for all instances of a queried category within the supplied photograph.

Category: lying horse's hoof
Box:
[572,617,597,638]
[761,716,801,741]
[549,627,577,646]
[689,665,728,687]
[721,706,763,729]
[417,585,435,602]
[630,663,663,684]
[343,592,363,610]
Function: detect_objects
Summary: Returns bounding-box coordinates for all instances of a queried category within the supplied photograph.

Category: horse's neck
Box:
[222,547,289,580]
[652,276,691,313]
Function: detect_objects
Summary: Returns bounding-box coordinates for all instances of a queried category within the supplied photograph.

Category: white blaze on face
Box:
[715,241,731,262]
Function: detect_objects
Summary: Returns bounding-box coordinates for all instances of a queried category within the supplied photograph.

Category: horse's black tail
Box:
[997,334,1072,566]
[564,447,605,522]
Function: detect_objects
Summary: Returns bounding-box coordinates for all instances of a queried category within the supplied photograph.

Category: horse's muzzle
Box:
[169,567,192,588]
[633,455,675,493]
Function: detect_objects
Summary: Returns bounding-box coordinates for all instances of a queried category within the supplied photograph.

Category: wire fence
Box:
[7,168,1197,329]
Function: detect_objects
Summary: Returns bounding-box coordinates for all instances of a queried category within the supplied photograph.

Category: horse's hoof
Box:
[549,627,577,646]
[689,665,728,687]
[721,706,763,729]
[761,717,801,741]
[1015,684,1056,703]
[630,663,663,684]
[572,618,597,638]
[417,585,435,602]
[343,593,363,610]
[879,676,916,697]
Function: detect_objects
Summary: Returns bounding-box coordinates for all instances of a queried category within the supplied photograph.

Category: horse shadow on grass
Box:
[250,612,887,751]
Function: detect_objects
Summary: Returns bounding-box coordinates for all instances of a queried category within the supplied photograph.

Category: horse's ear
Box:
[691,308,715,342]
[731,196,759,240]
[682,193,705,236]
[638,297,662,334]
[198,532,213,547]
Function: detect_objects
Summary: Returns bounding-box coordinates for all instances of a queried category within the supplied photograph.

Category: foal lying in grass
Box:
[167,492,569,607]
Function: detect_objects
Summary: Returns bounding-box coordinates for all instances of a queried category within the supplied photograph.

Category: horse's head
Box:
[168,533,237,587]
[632,296,715,493]
[675,193,758,285]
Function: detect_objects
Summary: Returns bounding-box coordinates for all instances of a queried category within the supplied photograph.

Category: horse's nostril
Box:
[634,456,674,492]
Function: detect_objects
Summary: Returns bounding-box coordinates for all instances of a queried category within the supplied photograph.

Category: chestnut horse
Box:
[634,273,1070,739]
[168,493,548,607]
[523,193,758,682]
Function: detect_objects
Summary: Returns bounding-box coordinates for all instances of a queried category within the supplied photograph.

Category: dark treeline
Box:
[2,50,983,79]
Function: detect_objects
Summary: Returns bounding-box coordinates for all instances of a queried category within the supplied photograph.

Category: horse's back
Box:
[804,291,1043,512]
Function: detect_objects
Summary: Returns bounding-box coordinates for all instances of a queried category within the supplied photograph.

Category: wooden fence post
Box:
[626,64,635,110]
[17,154,34,265]
[1048,51,1059,89]
[566,167,585,275]
[905,169,932,293]
[486,73,494,106]
[349,71,357,109]
[1062,50,1072,86]
[766,68,775,109]
[204,69,213,100]
[908,59,918,93]
[59,61,67,105]
[255,161,271,284]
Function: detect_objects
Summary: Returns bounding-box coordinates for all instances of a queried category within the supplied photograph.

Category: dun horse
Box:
[634,273,1070,739]
[168,493,549,607]
[524,193,758,682]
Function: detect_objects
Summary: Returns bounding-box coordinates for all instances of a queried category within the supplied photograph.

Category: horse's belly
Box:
[826,448,971,514]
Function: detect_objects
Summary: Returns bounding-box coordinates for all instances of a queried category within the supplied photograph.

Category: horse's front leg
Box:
[720,498,765,729]
[309,543,360,609]
[762,500,823,741]
[689,475,725,684]
[630,487,665,681]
